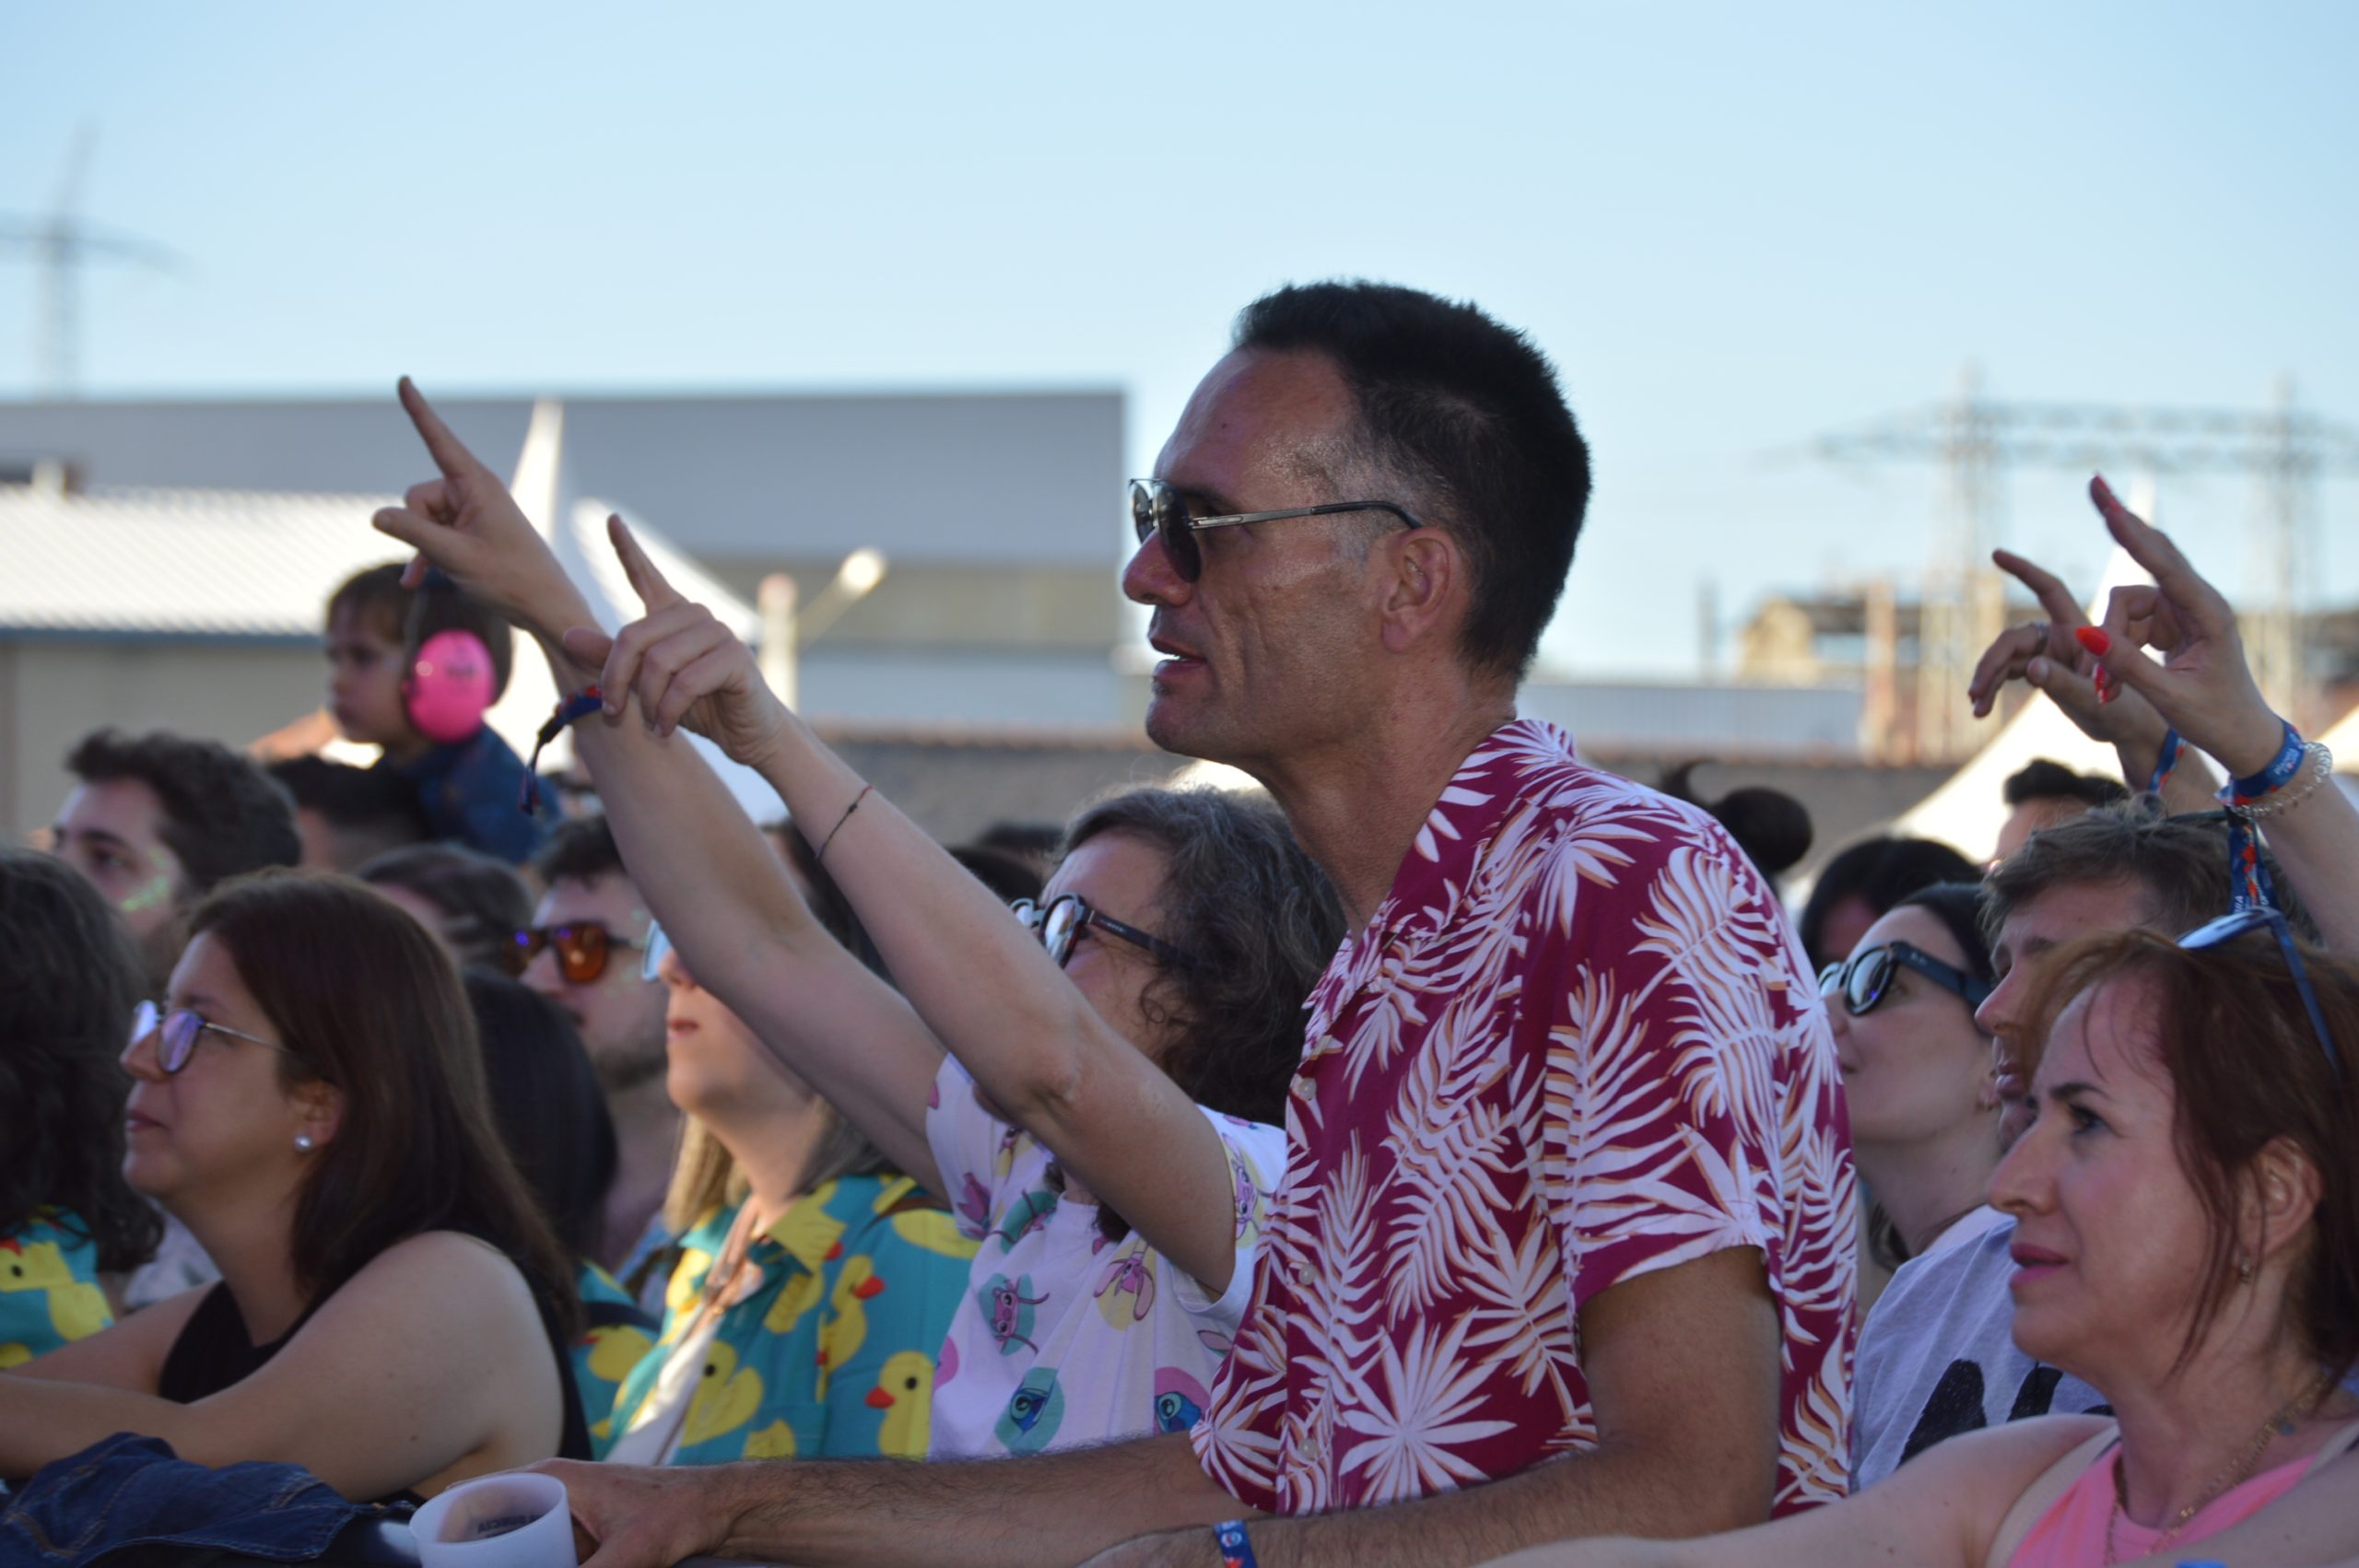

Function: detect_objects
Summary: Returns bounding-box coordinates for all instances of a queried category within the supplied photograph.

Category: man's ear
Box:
[1377,529,1463,656]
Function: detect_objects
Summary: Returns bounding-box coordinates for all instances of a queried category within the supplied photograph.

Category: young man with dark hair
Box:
[1847,807,2314,1490]
[376,278,1851,1568]
[324,560,550,863]
[1990,757,2130,863]
[51,729,302,991]
[522,815,677,1281]
[266,755,434,872]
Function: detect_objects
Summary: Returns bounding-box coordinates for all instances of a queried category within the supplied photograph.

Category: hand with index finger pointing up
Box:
[369,377,588,637]
[2076,474,2286,778]
[581,513,793,767]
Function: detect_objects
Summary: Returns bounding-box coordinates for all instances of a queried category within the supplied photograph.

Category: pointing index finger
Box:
[1990,549,2086,628]
[2089,474,2205,601]
[397,376,490,480]
[606,513,686,612]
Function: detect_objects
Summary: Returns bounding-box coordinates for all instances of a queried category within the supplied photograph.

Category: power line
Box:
[0,125,182,398]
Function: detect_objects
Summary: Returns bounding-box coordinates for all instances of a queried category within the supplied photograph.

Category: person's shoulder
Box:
[342,1229,538,1312]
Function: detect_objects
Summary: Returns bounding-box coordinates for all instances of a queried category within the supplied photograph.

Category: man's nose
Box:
[1121,530,1190,608]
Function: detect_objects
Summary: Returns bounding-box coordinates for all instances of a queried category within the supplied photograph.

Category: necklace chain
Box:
[2103,1369,2330,1564]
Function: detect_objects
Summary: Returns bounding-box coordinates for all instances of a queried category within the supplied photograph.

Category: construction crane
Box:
[1808,369,2359,760]
[0,125,181,398]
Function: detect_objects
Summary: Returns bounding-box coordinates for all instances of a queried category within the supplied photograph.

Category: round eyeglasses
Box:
[1010,894,1197,971]
[1818,942,1992,1019]
[132,1000,317,1077]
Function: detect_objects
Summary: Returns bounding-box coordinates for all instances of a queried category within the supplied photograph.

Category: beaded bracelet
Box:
[2241,743,2336,822]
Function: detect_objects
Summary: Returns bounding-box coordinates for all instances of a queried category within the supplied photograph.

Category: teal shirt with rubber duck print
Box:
[601,1173,975,1463]
[0,1209,113,1368]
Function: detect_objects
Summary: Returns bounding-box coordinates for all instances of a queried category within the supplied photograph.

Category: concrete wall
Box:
[0,637,323,842]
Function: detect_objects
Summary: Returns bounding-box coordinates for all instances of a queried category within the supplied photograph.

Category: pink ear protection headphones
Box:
[401,572,496,743]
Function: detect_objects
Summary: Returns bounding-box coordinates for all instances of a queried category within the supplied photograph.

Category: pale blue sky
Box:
[6,1,2353,678]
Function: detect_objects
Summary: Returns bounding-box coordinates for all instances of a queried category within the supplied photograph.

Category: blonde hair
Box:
[661,1106,892,1238]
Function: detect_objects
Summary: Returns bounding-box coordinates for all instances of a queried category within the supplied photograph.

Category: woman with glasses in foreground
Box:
[1483,920,2359,1568]
[0,870,591,1502]
[1821,883,2003,1285]
[370,380,1346,1461]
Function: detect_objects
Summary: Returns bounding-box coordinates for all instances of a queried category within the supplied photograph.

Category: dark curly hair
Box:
[0,850,162,1272]
[66,728,301,897]
[1064,787,1345,1240]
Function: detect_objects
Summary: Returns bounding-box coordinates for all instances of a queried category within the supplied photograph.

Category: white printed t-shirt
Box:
[922,1053,1284,1458]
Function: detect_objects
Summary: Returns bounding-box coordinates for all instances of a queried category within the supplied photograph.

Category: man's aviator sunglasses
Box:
[1011,895,1197,971]
[1819,942,1992,1018]
[2177,906,2344,1081]
[513,921,649,985]
[129,1000,316,1076]
[1129,477,1426,583]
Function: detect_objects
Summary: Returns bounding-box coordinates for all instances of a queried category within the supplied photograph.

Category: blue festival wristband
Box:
[520,685,605,813]
[2225,719,2306,804]
[1215,1520,1260,1568]
[2145,727,2184,798]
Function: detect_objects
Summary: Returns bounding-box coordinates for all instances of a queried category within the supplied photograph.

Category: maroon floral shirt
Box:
[1191,720,1855,1515]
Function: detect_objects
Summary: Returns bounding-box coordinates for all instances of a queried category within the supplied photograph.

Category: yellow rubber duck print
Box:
[863,1349,935,1457]
[742,1418,798,1459]
[888,1207,982,1262]
[763,1268,826,1336]
[0,1343,31,1370]
[769,1191,847,1270]
[662,1246,716,1338]
[816,1256,886,1374]
[0,1237,110,1343]
[680,1340,765,1448]
[585,1322,655,1385]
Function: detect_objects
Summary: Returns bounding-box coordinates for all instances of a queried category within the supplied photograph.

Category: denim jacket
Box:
[0,1433,385,1567]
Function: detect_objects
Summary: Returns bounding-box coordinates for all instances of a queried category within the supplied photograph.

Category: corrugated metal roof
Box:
[0,482,753,639]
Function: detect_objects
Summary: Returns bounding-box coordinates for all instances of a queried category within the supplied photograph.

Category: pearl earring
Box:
[294,1133,315,1153]
[2236,1254,2256,1285]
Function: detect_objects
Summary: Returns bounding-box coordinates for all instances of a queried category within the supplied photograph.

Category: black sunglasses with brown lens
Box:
[513,921,648,985]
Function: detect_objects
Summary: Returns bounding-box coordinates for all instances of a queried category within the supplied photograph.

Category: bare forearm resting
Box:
[716,1432,1234,1568]
[1230,1445,1738,1568]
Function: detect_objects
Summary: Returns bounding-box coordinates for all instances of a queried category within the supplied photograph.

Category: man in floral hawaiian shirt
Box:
[538,281,1855,1568]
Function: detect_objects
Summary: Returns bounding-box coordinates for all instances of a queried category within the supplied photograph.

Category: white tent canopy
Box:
[487,401,780,825]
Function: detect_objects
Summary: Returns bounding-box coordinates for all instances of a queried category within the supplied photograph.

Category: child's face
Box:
[325,604,417,746]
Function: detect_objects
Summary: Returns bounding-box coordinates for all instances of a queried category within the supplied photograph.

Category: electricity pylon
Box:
[1809,369,2359,755]
[0,125,181,397]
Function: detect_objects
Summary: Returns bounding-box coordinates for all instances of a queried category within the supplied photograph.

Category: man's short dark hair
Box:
[2003,758,2130,812]
[532,813,628,888]
[66,729,301,895]
[1231,281,1591,680]
[268,756,433,843]
[1983,806,2315,947]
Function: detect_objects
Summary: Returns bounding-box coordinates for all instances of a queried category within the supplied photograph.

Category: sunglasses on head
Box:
[1011,894,1197,971]
[1819,941,1992,1019]
[2177,906,2343,1081]
[131,999,316,1077]
[1128,477,1426,583]
[513,921,648,985]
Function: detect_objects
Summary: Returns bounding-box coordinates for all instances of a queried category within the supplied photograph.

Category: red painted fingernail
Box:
[2075,626,2110,656]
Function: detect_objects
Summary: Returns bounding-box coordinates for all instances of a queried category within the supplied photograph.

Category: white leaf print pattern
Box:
[1336,1314,1518,1501]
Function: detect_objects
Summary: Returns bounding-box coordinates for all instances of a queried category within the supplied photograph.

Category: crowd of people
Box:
[3,281,2355,1568]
